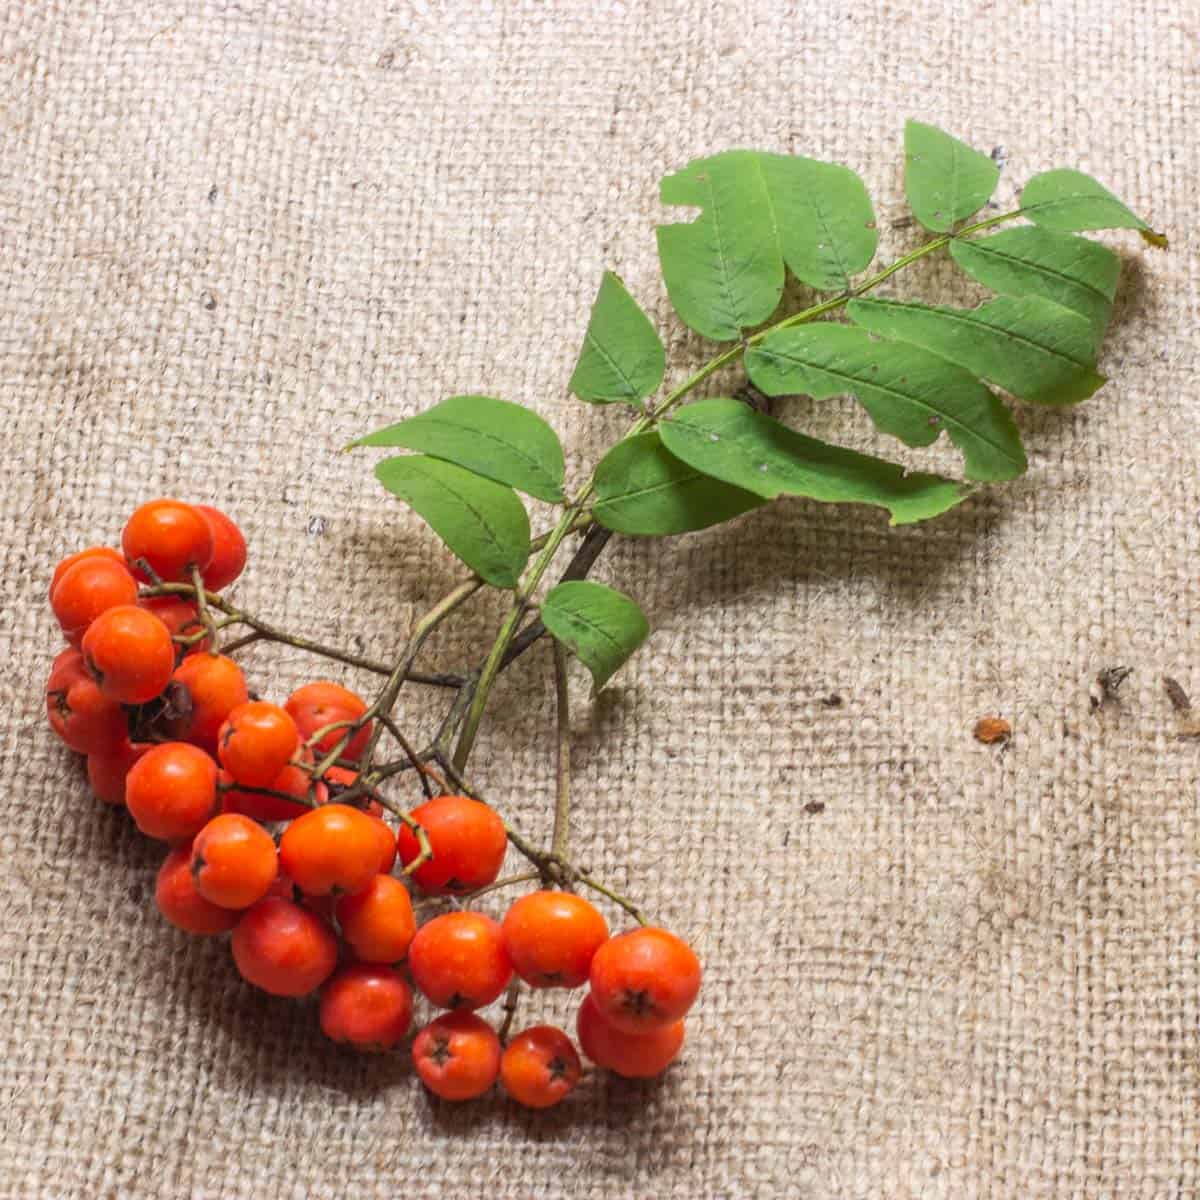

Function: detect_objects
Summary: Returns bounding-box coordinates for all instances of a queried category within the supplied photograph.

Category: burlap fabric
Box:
[1,2,1196,1196]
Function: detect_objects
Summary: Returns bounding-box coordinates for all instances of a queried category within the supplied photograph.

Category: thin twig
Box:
[498,978,522,1044]
[551,640,571,862]
[379,714,433,800]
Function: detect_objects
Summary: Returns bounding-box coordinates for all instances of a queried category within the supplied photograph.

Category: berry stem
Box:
[551,640,571,863]
[498,978,522,1045]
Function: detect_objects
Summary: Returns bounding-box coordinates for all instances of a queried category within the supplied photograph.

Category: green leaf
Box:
[656,150,877,341]
[541,580,649,692]
[375,456,530,588]
[949,226,1119,346]
[659,399,967,526]
[592,431,766,535]
[848,295,1105,406]
[352,395,565,503]
[904,120,1000,233]
[569,272,665,405]
[746,325,1026,482]
[1021,168,1167,246]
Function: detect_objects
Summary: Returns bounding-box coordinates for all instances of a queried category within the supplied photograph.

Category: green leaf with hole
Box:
[541,580,649,691]
[656,150,877,341]
[375,456,530,588]
[1021,168,1167,247]
[353,396,565,503]
[569,272,665,405]
[849,295,1105,406]
[949,226,1119,346]
[659,399,967,526]
[904,120,1000,233]
[592,431,766,535]
[746,324,1026,482]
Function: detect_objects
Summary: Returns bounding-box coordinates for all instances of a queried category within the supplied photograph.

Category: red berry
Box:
[587,927,701,1034]
[576,993,685,1078]
[125,742,218,841]
[231,896,338,997]
[122,498,213,582]
[51,556,139,646]
[155,844,240,935]
[46,651,127,755]
[218,701,299,787]
[278,804,382,896]
[86,740,151,806]
[407,911,512,1010]
[335,875,416,963]
[500,1025,582,1108]
[412,1012,501,1101]
[81,605,175,704]
[320,963,413,1051]
[195,505,246,591]
[164,653,248,750]
[502,890,609,988]
[396,794,507,895]
[191,813,278,909]
[285,681,372,761]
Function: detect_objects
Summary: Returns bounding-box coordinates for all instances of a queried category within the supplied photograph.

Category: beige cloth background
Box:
[1,1,1196,1196]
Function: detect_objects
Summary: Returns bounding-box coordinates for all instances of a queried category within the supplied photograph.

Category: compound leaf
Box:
[746,324,1027,482]
[659,398,967,526]
[375,456,530,589]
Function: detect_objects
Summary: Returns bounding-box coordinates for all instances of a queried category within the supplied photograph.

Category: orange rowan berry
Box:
[412,1012,501,1101]
[155,843,240,935]
[81,605,175,704]
[217,700,299,786]
[122,498,213,582]
[231,896,338,997]
[165,653,248,750]
[335,875,416,963]
[86,740,151,806]
[576,993,685,1078]
[46,652,127,754]
[49,546,125,601]
[407,911,512,1010]
[285,681,372,760]
[367,815,397,874]
[500,1025,582,1108]
[218,762,323,822]
[502,890,609,988]
[194,505,246,591]
[320,963,413,1052]
[191,813,278,909]
[588,927,701,1034]
[278,803,381,896]
[51,556,139,646]
[139,595,209,655]
[125,742,218,841]
[396,794,507,895]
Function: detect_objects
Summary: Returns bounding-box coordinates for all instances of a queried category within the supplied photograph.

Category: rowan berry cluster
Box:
[45,498,701,1106]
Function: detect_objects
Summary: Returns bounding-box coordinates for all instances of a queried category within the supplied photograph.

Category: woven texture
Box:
[1,1,1197,1196]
